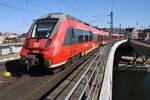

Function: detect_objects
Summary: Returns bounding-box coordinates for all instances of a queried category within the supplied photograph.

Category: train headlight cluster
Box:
[45,39,51,48]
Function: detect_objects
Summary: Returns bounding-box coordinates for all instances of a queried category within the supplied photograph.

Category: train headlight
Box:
[45,39,51,48]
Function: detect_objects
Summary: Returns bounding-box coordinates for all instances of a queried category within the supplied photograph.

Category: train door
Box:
[63,28,76,57]
[71,28,76,56]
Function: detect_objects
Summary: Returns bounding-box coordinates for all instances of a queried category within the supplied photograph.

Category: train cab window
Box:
[64,28,74,46]
[30,18,58,38]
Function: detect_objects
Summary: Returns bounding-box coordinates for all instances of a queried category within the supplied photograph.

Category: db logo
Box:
[34,43,40,47]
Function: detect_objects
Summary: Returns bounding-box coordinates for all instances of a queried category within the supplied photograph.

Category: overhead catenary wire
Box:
[0,2,42,14]
[61,0,113,28]
[61,0,89,18]
[90,16,110,23]
[111,0,116,12]
[66,0,91,17]
[63,0,108,23]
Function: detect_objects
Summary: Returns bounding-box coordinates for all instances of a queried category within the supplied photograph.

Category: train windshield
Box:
[30,18,58,38]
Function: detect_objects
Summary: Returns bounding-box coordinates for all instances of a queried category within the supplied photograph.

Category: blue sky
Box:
[0,0,149,33]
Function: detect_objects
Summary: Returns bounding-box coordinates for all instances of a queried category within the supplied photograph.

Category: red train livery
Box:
[20,13,125,68]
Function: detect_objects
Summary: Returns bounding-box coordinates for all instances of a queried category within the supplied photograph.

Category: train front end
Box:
[20,14,62,68]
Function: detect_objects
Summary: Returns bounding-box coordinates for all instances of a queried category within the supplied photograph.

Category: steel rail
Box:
[86,72,98,100]
[91,60,105,100]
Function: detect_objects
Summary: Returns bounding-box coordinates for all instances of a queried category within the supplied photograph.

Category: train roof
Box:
[39,13,66,19]
[39,13,102,30]
[39,13,85,23]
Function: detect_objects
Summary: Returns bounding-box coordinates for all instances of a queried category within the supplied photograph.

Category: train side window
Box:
[63,28,73,46]
[87,31,92,41]
[78,29,84,43]
[99,36,103,41]
[84,31,88,42]
[102,36,104,41]
[103,36,105,40]
[93,34,97,42]
[98,36,100,41]
[72,29,79,44]
[74,29,93,43]
[89,32,93,41]
[79,35,84,43]
[94,35,98,42]
[85,35,88,42]
[99,36,101,41]
[96,35,99,41]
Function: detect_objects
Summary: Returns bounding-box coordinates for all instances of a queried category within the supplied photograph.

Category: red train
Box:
[20,13,125,68]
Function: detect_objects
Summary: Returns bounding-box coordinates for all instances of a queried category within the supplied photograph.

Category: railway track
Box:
[0,47,100,100]
[46,49,107,100]
[45,52,99,100]
[20,49,99,100]
[139,40,150,44]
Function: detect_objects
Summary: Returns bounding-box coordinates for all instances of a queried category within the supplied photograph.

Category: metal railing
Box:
[0,43,22,47]
[64,40,127,100]
[64,46,109,100]
[0,43,22,56]
[99,40,128,100]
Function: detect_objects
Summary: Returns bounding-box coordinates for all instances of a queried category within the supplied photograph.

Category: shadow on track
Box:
[5,60,54,77]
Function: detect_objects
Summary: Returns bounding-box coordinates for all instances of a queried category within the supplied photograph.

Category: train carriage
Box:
[20,13,98,68]
[20,13,126,69]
